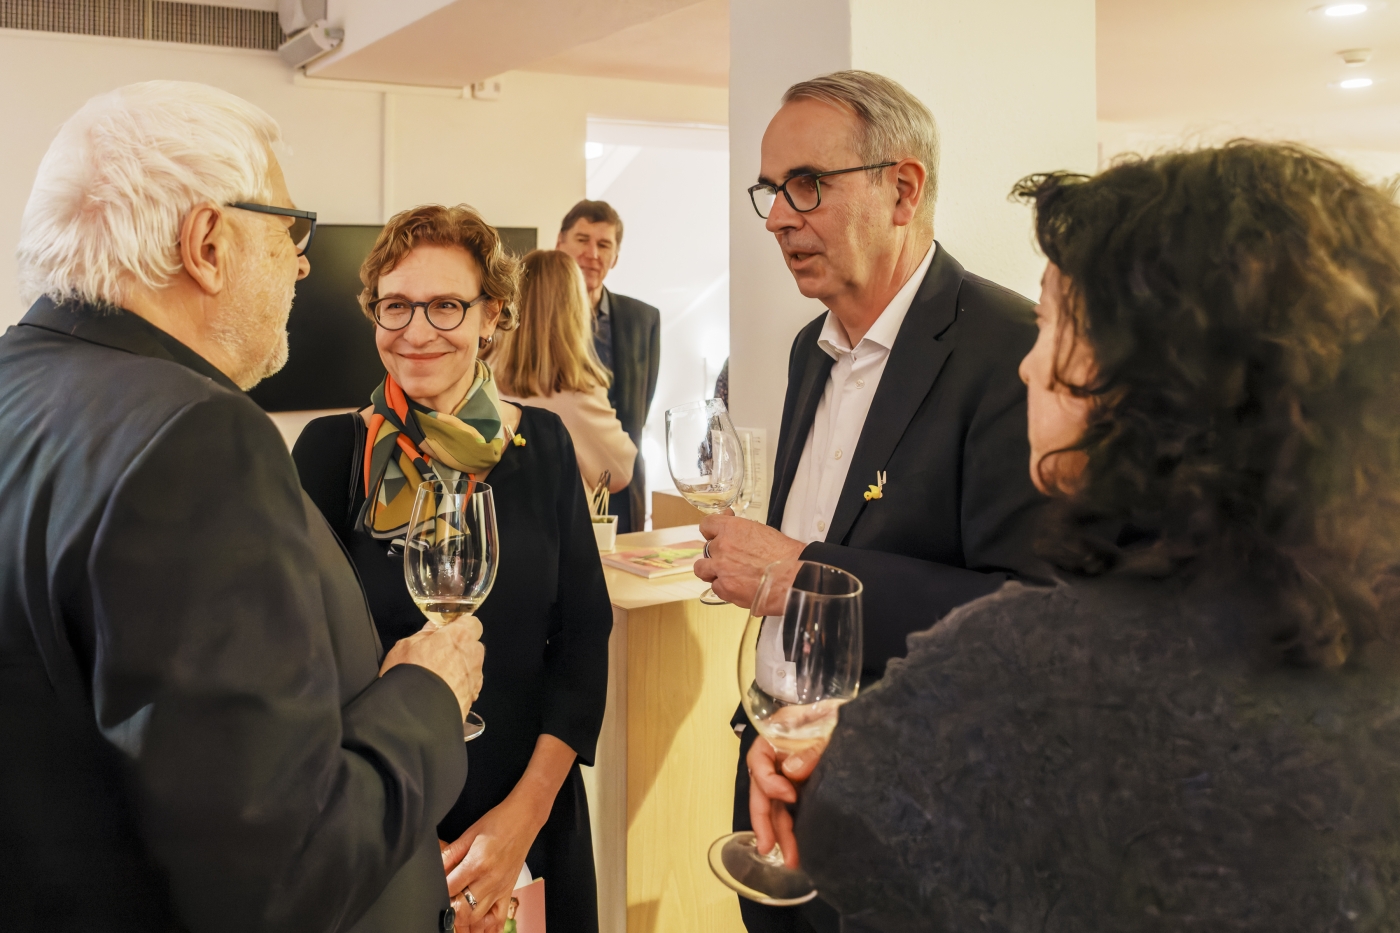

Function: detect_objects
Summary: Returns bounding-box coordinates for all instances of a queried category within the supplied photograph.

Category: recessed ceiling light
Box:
[1309,1,1387,14]
[1339,76,1375,88]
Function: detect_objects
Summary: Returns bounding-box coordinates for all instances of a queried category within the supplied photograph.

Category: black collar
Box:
[19,296,242,393]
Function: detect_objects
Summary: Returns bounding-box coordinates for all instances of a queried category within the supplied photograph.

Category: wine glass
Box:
[665,399,745,606]
[707,559,863,905]
[405,477,499,741]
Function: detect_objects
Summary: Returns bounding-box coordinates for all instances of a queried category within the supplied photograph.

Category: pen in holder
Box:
[590,470,617,551]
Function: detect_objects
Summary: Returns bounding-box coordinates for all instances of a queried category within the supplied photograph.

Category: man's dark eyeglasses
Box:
[227,202,318,255]
[747,162,897,219]
[370,295,490,332]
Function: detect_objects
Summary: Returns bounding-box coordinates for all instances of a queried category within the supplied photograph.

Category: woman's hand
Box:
[747,736,824,869]
[441,734,577,931]
[442,801,534,933]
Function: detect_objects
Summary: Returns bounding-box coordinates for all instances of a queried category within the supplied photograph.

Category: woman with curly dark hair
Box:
[746,143,1400,932]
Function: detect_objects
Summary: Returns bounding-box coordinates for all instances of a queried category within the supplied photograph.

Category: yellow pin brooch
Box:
[512,433,526,447]
[863,471,887,501]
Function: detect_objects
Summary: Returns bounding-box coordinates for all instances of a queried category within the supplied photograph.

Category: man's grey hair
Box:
[783,70,940,226]
[17,81,282,308]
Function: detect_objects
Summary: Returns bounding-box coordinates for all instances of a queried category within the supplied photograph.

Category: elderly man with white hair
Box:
[0,81,483,933]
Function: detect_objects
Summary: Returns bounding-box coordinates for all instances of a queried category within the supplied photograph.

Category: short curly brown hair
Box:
[1014,142,1400,669]
[358,204,520,330]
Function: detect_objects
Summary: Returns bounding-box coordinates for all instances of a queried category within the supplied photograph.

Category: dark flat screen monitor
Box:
[249,224,538,412]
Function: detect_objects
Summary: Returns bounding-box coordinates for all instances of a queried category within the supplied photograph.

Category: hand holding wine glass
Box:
[405,477,499,741]
[708,558,863,905]
[380,615,485,720]
[666,399,745,605]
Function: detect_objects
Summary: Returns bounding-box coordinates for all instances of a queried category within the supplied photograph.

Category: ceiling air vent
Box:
[0,0,286,51]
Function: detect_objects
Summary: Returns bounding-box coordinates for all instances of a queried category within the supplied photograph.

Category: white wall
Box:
[1099,119,1400,185]
[0,27,727,327]
[586,120,730,527]
[727,0,1098,510]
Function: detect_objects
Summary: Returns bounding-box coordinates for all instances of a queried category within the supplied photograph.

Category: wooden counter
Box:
[581,525,748,933]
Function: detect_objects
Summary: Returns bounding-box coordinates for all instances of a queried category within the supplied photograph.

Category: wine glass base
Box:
[464,711,486,742]
[699,587,728,606]
[707,832,819,906]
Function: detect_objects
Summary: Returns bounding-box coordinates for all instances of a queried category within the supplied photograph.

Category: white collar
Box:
[817,241,937,359]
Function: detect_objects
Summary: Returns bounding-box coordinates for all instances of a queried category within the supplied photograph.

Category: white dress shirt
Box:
[779,243,936,546]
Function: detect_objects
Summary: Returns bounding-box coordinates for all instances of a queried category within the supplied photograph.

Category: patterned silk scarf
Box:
[360,361,508,539]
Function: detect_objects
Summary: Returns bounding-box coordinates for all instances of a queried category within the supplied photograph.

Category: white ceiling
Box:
[275,0,1397,152]
[1099,0,1400,151]
[307,0,701,88]
[525,0,728,88]
[521,0,1398,152]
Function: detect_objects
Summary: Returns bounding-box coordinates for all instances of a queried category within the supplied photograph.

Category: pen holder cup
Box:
[592,515,618,552]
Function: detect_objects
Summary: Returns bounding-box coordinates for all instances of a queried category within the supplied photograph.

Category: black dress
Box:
[293,407,612,933]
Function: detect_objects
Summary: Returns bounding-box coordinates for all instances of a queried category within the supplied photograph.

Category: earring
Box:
[479,334,494,350]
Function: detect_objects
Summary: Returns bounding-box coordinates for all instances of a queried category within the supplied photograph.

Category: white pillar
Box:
[728,0,1097,514]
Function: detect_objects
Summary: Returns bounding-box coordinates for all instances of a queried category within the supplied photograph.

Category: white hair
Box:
[783,70,941,226]
[17,80,283,308]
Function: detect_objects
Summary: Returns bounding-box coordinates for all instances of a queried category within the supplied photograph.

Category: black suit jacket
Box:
[603,288,660,528]
[0,300,466,933]
[770,244,1048,680]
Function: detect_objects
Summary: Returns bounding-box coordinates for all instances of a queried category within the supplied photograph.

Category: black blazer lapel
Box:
[825,245,964,545]
[767,331,835,531]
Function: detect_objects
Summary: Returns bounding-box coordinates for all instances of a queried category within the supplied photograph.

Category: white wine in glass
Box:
[405,477,499,741]
[708,559,863,905]
[665,398,745,606]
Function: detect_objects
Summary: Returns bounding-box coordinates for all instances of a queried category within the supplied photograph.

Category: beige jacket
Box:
[501,384,636,495]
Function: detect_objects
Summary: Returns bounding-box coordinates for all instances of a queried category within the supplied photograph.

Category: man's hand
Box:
[694,513,805,609]
[747,736,824,869]
[380,617,485,721]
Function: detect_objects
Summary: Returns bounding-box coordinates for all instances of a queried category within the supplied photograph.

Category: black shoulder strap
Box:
[346,412,367,530]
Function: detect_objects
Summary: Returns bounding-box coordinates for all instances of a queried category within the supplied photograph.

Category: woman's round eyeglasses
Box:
[371,295,490,331]
[747,162,897,219]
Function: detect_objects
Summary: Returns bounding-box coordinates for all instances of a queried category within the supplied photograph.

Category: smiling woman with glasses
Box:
[289,204,613,933]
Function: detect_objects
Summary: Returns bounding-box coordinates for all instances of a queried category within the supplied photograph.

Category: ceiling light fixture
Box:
[1338,76,1375,88]
[1309,1,1388,14]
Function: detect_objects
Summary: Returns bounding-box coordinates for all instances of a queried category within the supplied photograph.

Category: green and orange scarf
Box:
[359,362,508,539]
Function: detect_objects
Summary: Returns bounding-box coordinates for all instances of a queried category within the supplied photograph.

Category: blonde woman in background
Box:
[488,249,636,501]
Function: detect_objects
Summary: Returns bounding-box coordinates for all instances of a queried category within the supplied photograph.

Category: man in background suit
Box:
[695,71,1048,933]
[0,81,482,933]
[557,199,660,532]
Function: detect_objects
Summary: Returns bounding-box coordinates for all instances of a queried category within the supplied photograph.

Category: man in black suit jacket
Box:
[557,200,660,532]
[695,71,1047,933]
[0,81,482,933]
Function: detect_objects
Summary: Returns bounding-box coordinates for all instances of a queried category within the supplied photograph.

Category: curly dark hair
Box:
[1013,142,1400,668]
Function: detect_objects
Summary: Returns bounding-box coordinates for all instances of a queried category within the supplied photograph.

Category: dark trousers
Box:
[613,483,634,534]
[733,719,841,933]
